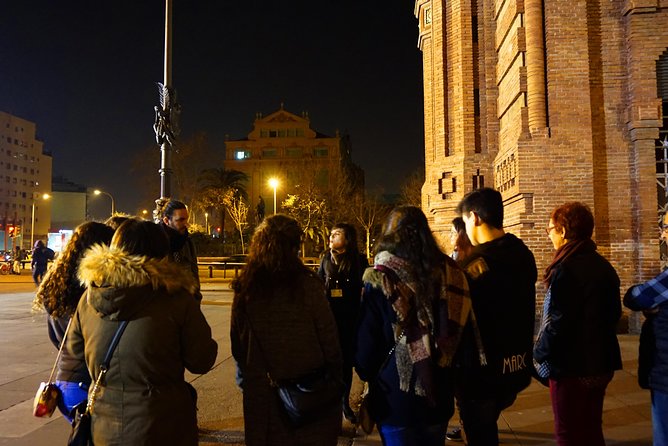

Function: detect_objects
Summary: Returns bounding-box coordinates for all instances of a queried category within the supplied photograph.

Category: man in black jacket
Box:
[455,188,537,446]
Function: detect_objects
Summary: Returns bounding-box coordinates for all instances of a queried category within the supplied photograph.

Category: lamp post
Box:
[30,193,50,249]
[93,189,115,216]
[268,178,279,215]
[205,212,209,235]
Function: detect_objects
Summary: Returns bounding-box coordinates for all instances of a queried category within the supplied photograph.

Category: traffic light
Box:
[7,225,14,237]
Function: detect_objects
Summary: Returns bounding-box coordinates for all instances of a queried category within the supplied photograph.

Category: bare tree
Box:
[349,192,390,259]
[399,168,425,207]
[224,191,250,254]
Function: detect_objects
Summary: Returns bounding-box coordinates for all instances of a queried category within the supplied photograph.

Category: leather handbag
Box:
[68,320,128,446]
[245,313,344,427]
[33,319,73,418]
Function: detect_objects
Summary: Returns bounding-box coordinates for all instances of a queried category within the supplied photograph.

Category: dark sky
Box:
[0,1,425,220]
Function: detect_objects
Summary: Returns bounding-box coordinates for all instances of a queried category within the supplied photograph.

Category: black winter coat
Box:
[456,233,537,399]
[534,244,622,379]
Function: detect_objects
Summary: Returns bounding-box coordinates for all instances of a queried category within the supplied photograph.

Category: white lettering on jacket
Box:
[502,353,527,374]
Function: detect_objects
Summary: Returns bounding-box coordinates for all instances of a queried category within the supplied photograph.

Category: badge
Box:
[330,288,343,297]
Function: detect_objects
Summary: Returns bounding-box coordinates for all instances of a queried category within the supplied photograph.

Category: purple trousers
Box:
[549,373,613,446]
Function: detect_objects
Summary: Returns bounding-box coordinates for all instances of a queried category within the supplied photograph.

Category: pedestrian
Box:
[32,221,115,420]
[534,202,622,446]
[12,246,24,274]
[455,187,537,446]
[157,198,202,301]
[318,223,368,423]
[446,216,474,443]
[623,211,668,446]
[355,205,477,446]
[231,214,343,446]
[31,239,55,286]
[59,219,218,445]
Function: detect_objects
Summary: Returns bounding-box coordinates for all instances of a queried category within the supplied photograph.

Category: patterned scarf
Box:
[373,251,486,405]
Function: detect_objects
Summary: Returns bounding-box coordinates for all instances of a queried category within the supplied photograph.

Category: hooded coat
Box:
[60,244,218,446]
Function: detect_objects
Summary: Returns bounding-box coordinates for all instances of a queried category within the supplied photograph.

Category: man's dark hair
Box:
[161,199,187,219]
[456,187,504,229]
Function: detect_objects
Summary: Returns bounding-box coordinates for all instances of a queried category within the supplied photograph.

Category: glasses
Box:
[544,226,556,236]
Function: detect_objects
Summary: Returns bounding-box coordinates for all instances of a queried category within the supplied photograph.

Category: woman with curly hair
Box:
[34,221,115,348]
[230,214,343,446]
[32,221,114,420]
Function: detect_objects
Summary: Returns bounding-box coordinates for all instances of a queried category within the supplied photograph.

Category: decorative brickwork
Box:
[415,0,668,329]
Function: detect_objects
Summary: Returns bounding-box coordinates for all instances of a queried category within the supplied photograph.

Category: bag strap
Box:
[370,328,405,385]
[47,317,73,383]
[85,320,129,413]
[244,312,279,386]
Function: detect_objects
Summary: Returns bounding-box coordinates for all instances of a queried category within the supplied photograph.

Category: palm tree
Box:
[196,168,249,240]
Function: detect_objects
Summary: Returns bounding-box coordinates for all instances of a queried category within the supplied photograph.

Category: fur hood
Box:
[78,244,197,295]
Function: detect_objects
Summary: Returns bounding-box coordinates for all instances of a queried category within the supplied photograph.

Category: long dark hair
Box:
[34,221,114,317]
[376,206,447,297]
[330,222,361,273]
[232,214,309,300]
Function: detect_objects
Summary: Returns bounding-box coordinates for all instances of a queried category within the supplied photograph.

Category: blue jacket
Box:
[355,269,454,427]
[624,269,668,394]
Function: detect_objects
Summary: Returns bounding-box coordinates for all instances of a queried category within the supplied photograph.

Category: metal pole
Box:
[159,0,174,199]
[30,202,35,249]
[273,186,277,215]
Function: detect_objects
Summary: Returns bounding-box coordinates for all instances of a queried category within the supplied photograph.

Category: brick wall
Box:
[417,0,668,329]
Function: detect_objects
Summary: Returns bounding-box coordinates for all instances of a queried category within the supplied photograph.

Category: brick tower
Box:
[414,0,668,300]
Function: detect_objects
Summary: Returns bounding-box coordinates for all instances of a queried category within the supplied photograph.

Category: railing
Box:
[198,258,320,278]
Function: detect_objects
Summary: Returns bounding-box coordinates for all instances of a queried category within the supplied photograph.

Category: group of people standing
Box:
[29,189,666,446]
[33,199,217,445]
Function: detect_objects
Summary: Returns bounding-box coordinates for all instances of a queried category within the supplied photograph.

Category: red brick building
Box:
[414,0,668,305]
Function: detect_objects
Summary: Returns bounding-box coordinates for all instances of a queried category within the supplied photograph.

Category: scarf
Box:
[372,251,486,404]
[544,238,595,285]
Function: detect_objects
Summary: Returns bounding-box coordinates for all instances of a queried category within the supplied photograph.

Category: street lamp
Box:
[268,178,279,215]
[93,189,116,216]
[205,212,209,235]
[31,193,50,249]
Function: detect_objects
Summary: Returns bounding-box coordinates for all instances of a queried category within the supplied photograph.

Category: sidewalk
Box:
[0,272,654,445]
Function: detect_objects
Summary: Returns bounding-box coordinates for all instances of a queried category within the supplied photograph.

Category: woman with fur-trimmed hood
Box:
[59,219,218,446]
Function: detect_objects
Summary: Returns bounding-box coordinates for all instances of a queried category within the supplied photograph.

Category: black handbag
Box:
[245,314,344,427]
[68,320,128,446]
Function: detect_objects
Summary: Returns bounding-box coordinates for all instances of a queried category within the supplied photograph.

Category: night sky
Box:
[0,1,425,220]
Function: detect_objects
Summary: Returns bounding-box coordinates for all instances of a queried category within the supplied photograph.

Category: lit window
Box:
[235,150,251,160]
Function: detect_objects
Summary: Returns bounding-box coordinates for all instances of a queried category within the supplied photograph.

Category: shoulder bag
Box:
[358,329,404,435]
[33,319,73,418]
[68,320,128,446]
[245,313,344,427]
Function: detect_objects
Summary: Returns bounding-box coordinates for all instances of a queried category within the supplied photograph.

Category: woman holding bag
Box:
[60,219,217,445]
[355,206,476,446]
[230,214,343,446]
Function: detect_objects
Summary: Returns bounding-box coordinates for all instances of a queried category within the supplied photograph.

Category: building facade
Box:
[414,0,668,298]
[0,111,52,250]
[224,106,363,219]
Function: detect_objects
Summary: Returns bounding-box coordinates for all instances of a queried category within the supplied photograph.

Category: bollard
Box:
[208,265,213,278]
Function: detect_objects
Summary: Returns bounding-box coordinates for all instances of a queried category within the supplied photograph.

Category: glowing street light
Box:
[268,178,279,215]
[93,189,115,216]
[31,193,50,248]
[205,212,209,235]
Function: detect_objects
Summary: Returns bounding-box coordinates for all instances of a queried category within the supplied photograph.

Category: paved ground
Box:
[0,269,655,445]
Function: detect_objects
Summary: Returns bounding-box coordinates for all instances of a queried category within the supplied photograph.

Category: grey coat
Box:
[230,269,343,446]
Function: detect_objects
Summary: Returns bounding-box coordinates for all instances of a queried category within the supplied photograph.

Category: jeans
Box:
[457,393,516,446]
[549,374,612,446]
[378,422,447,446]
[651,389,668,446]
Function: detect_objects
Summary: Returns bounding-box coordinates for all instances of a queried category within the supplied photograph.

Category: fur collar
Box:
[363,267,383,288]
[78,244,196,294]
